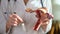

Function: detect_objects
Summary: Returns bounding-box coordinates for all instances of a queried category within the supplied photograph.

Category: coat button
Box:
[8,0,10,2]
[14,0,17,2]
[4,12,7,14]
[14,12,16,14]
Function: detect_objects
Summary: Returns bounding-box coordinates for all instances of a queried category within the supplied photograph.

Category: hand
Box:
[41,17,49,31]
[6,14,23,32]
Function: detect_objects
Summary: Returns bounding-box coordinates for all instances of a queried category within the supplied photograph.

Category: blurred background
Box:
[52,0,60,24]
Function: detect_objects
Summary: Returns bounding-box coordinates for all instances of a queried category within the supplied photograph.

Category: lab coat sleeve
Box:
[43,0,53,33]
[43,0,52,13]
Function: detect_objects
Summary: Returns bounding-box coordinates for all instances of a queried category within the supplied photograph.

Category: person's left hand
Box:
[41,18,49,31]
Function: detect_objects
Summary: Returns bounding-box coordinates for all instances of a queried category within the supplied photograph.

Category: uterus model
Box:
[26,7,54,31]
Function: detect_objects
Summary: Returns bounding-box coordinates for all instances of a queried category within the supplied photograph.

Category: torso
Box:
[0,0,52,34]
[12,0,46,34]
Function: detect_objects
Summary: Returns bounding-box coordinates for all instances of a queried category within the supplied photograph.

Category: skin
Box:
[6,14,23,32]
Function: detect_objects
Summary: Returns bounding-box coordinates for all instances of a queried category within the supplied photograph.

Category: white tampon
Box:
[21,23,26,31]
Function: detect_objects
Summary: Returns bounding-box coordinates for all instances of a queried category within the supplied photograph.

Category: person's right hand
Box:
[6,14,23,32]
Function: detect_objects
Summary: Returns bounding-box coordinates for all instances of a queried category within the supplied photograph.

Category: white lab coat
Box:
[0,0,52,34]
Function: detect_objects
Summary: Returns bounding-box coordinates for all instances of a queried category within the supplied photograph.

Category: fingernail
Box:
[14,24,17,26]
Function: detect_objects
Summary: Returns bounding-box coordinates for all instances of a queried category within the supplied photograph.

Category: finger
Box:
[11,20,17,24]
[49,13,54,18]
[9,14,16,21]
[8,18,17,25]
[11,21,18,26]
[42,21,49,26]
[12,14,23,22]
[43,18,49,23]
[9,14,23,26]
[10,17,21,25]
[10,17,18,21]
[13,21,18,26]
[16,15,23,22]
